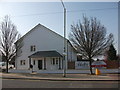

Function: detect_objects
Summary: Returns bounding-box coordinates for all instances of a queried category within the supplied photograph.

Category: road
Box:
[2,79,119,88]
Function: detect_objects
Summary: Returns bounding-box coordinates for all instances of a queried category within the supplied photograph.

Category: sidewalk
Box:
[0,72,119,81]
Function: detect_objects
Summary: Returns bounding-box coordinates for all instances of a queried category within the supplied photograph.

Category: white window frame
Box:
[20,60,25,65]
[30,45,36,52]
[51,57,59,65]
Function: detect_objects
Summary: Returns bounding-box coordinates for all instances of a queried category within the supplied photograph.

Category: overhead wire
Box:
[1,7,118,18]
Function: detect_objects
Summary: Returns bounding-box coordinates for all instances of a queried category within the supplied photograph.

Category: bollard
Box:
[95,68,101,75]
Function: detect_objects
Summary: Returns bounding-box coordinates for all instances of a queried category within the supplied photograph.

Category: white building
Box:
[15,24,77,72]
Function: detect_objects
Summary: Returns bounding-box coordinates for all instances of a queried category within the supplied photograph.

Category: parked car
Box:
[0,62,14,70]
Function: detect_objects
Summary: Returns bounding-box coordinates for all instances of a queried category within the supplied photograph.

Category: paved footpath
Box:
[0,72,119,81]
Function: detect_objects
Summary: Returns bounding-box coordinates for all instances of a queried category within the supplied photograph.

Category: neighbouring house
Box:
[15,24,77,72]
[104,60,119,69]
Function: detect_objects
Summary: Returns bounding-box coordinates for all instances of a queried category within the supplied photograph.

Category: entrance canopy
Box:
[28,50,63,58]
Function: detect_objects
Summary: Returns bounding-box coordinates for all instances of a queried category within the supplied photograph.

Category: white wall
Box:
[75,61,90,69]
[16,24,77,70]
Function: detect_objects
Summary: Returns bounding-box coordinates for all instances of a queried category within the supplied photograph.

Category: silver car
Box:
[0,62,14,69]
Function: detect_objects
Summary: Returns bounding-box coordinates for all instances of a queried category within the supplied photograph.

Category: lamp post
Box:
[61,0,66,77]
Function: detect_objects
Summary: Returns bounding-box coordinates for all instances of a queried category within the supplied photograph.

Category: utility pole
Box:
[61,0,67,77]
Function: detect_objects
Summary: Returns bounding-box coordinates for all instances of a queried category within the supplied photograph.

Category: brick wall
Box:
[68,61,75,69]
[105,60,119,69]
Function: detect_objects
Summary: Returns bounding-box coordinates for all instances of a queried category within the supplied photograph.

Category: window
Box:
[51,58,59,65]
[20,60,25,65]
[30,45,36,52]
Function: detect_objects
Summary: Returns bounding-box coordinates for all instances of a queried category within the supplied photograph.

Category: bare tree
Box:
[0,15,23,73]
[69,16,114,74]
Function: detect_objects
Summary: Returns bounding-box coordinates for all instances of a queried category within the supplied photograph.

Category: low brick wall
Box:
[68,61,75,69]
[105,60,119,69]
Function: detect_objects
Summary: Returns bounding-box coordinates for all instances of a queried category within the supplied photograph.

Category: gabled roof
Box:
[15,23,64,44]
[15,23,77,52]
[28,50,63,58]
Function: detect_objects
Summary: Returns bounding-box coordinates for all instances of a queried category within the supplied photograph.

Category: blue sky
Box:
[0,2,118,54]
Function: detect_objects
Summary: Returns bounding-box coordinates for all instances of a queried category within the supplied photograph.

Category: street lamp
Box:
[60,0,67,77]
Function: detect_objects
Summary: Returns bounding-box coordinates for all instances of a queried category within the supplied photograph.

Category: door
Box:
[38,60,42,70]
[33,60,36,71]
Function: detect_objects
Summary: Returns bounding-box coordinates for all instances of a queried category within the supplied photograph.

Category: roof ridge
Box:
[15,23,68,43]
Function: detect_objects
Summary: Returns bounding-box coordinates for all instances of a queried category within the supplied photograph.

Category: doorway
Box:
[38,60,42,70]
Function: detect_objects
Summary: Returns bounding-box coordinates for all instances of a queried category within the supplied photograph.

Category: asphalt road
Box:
[2,79,119,88]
